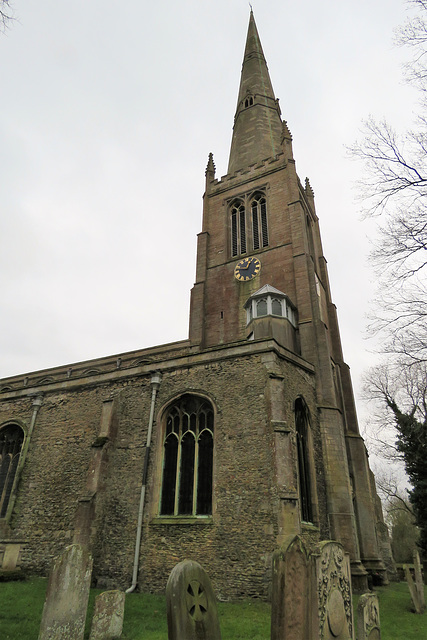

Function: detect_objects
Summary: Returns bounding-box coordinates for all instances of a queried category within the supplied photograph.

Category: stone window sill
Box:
[301,521,319,531]
[151,516,213,525]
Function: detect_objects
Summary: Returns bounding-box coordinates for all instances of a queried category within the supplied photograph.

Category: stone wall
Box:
[0,340,326,599]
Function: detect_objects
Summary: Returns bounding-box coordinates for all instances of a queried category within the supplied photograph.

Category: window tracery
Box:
[230,191,268,258]
[160,395,214,517]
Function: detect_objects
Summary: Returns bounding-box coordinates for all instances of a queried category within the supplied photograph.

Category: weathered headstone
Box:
[38,543,93,640]
[357,593,380,640]
[271,538,354,640]
[89,590,125,640]
[166,559,221,640]
[413,549,426,612]
[311,541,354,640]
[1,543,21,570]
[271,535,309,640]
[404,549,426,614]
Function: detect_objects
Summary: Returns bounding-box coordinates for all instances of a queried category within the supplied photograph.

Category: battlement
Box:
[209,152,287,192]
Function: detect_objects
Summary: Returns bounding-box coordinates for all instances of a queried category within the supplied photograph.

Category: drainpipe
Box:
[126,371,162,594]
[6,394,43,520]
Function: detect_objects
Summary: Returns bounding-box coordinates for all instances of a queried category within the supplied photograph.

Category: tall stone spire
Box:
[227,11,283,174]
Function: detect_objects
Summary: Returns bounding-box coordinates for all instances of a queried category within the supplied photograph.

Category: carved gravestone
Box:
[38,544,93,640]
[357,593,380,640]
[311,541,354,640]
[166,559,221,640]
[271,535,309,640]
[89,590,125,640]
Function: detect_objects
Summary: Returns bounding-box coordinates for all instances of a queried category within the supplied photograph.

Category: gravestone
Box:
[356,593,380,640]
[166,559,221,640]
[311,541,354,640]
[271,535,309,640]
[89,590,125,640]
[38,544,93,640]
[271,538,354,640]
[1,543,21,570]
[413,550,426,612]
[404,549,426,614]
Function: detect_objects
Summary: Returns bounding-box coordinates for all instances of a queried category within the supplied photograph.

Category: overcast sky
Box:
[0,1,418,434]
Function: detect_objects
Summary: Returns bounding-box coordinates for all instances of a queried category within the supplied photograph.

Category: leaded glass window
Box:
[295,399,313,523]
[160,395,214,516]
[256,298,268,317]
[0,424,24,518]
[272,298,282,316]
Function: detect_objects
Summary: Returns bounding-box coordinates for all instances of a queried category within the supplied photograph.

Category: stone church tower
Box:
[0,12,390,596]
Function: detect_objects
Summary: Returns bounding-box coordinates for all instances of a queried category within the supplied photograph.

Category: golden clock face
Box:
[234,256,261,281]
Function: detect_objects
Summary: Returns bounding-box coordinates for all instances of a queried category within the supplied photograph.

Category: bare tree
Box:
[350,1,427,362]
[0,1,13,31]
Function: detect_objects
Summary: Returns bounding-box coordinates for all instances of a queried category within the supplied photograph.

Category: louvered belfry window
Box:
[231,200,246,257]
[0,424,24,518]
[230,192,269,258]
[160,395,214,517]
[251,193,268,250]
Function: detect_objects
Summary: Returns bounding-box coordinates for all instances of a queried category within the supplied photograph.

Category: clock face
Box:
[234,256,261,281]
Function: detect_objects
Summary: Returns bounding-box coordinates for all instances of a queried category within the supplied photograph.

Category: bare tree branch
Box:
[0,1,13,32]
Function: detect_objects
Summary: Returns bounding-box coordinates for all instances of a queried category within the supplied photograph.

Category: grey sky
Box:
[0,0,416,438]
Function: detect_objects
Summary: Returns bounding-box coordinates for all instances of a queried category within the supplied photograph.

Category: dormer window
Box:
[245,285,297,328]
[244,285,299,353]
[244,96,254,108]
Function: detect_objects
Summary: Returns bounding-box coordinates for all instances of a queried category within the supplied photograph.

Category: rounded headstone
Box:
[166,559,221,640]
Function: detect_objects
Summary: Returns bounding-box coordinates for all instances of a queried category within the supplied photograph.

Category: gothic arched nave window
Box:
[0,423,24,518]
[294,398,313,524]
[160,395,214,517]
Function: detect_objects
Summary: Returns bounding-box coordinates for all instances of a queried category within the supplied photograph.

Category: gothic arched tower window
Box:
[160,395,214,517]
[0,424,24,518]
[231,199,246,257]
[251,192,268,250]
[294,398,313,523]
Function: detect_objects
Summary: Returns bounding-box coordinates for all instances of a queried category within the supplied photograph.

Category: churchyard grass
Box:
[0,577,426,639]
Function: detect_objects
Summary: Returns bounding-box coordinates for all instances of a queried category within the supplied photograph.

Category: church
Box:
[0,12,392,597]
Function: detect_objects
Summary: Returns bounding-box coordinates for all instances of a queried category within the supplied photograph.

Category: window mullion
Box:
[193,436,199,516]
[174,436,183,516]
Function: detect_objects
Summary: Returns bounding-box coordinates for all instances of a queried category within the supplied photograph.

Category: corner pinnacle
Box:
[205,153,216,178]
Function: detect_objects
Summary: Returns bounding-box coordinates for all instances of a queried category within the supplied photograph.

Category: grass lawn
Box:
[0,577,425,639]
